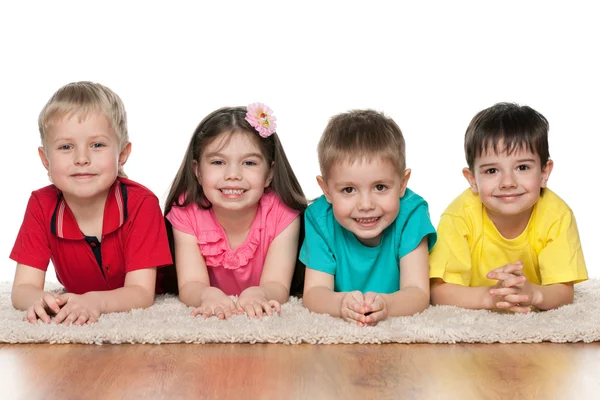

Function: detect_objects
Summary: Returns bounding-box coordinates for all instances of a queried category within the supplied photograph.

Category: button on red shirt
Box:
[10,178,173,294]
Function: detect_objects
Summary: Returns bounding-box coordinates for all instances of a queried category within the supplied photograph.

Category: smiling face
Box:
[318,157,410,247]
[38,111,130,204]
[195,131,273,214]
[463,142,553,231]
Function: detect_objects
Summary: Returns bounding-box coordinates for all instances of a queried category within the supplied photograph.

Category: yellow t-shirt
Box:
[429,188,588,286]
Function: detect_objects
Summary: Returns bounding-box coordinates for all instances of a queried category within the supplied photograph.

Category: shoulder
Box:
[534,188,574,221]
[30,184,60,204]
[118,177,160,205]
[305,195,333,222]
[442,188,482,216]
[260,191,300,216]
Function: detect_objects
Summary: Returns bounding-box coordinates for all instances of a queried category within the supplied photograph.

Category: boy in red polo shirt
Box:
[10,81,172,325]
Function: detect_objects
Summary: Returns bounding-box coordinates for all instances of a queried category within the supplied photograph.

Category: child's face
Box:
[318,157,410,247]
[195,132,273,214]
[38,111,130,204]
[463,143,553,226]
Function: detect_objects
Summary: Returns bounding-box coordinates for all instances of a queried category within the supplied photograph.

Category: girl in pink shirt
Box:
[164,104,307,319]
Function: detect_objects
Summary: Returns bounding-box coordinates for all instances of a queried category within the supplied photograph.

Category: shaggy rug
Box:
[1,281,599,345]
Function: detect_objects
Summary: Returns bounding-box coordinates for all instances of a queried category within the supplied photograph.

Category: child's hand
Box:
[236,287,280,318]
[24,293,65,324]
[487,262,536,313]
[363,292,388,326]
[340,291,367,327]
[52,293,101,325]
[191,287,238,319]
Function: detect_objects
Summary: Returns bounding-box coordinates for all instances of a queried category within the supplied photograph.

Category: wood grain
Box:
[1,342,599,399]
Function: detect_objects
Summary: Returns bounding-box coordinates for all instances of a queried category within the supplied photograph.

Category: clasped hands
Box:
[486,261,541,313]
[340,291,388,327]
[25,292,101,325]
[191,286,280,320]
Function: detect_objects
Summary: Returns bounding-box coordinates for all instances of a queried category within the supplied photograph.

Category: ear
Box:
[316,175,332,203]
[398,169,411,197]
[541,159,554,188]
[118,142,132,173]
[264,161,274,188]
[463,167,478,193]
[38,146,50,171]
[192,159,202,184]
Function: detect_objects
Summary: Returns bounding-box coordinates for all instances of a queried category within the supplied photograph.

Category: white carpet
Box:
[1,280,599,345]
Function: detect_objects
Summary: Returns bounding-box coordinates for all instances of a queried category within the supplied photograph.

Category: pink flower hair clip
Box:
[245,102,277,138]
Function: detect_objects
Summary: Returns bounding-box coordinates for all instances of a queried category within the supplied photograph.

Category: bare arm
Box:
[11,263,53,310]
[302,268,345,317]
[430,278,493,309]
[380,239,431,316]
[256,217,301,304]
[172,227,222,307]
[530,283,574,310]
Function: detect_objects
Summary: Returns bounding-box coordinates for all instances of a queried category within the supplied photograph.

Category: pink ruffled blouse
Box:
[166,191,300,295]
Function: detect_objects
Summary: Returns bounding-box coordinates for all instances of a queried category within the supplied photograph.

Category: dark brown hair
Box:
[464,102,550,170]
[160,106,307,296]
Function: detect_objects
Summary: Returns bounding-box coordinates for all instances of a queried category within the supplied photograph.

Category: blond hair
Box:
[38,81,129,177]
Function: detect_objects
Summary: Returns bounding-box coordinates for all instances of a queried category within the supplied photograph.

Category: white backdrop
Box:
[1,1,597,282]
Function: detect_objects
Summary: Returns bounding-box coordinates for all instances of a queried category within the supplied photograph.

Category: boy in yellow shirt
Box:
[430,103,587,313]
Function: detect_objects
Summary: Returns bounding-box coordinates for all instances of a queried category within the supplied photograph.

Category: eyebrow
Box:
[478,158,537,169]
[204,152,264,159]
[333,179,395,188]
[51,135,112,145]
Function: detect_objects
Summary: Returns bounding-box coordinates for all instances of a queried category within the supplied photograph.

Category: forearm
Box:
[178,281,217,307]
[381,286,430,317]
[86,285,155,314]
[302,286,346,317]
[11,284,54,310]
[259,282,290,304]
[532,283,574,310]
[431,281,493,310]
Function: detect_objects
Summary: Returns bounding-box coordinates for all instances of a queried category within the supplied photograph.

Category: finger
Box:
[223,306,233,319]
[503,294,531,304]
[501,275,527,288]
[487,271,519,281]
[62,311,79,326]
[52,306,70,324]
[33,303,51,324]
[190,307,205,317]
[74,313,89,326]
[366,295,385,313]
[43,295,62,314]
[202,307,214,319]
[494,301,518,310]
[268,300,281,313]
[343,308,366,324]
[87,314,98,324]
[214,307,225,320]
[25,307,38,323]
[364,309,386,324]
[252,302,264,318]
[363,292,377,306]
[489,287,519,296]
[508,304,533,314]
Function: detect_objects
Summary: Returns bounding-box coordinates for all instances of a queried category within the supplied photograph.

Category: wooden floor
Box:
[1,342,599,399]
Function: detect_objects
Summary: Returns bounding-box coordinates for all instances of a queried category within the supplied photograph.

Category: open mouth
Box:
[354,217,380,224]
[220,189,246,195]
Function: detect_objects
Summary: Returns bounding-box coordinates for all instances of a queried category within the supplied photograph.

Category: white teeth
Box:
[221,189,245,195]
[356,217,378,223]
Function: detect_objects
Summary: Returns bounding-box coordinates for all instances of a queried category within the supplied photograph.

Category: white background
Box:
[0,1,597,282]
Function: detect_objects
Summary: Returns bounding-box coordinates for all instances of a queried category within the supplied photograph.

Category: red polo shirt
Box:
[10,178,173,294]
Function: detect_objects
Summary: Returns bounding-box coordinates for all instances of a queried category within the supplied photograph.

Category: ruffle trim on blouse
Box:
[197,228,262,270]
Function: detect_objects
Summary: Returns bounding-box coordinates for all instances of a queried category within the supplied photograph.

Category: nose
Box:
[500,170,517,189]
[74,148,90,166]
[357,192,375,211]
[224,163,242,180]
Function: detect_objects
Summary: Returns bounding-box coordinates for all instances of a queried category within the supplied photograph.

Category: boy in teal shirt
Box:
[300,110,436,326]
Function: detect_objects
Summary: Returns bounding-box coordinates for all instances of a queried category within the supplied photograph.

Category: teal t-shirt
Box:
[299,188,437,294]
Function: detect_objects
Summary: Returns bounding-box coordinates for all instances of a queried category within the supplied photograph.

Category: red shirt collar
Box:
[50,179,128,239]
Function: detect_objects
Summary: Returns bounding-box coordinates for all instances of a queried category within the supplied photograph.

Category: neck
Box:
[212,204,259,237]
[63,191,110,238]
[487,208,532,239]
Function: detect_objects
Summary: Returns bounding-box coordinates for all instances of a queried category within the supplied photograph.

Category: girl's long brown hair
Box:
[159,106,307,296]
